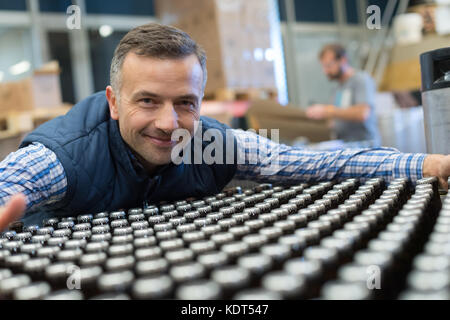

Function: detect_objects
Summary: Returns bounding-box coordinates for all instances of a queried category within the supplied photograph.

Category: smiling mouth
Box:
[144,135,177,147]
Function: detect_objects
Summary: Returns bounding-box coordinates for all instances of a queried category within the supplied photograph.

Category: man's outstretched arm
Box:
[0,143,67,231]
[232,129,449,189]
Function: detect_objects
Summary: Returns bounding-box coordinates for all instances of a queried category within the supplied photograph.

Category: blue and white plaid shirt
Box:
[0,129,426,212]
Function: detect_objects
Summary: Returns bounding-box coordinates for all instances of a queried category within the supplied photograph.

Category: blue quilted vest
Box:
[20,91,237,221]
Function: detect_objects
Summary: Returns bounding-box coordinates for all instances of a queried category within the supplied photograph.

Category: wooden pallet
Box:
[0,104,72,140]
[203,88,278,101]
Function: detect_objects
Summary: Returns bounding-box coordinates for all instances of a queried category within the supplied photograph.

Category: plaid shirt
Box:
[0,129,426,211]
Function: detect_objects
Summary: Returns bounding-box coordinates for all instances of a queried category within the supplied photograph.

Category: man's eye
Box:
[178,101,195,109]
[139,98,157,106]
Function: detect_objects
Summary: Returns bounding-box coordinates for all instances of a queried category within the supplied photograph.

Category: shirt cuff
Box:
[391,153,426,183]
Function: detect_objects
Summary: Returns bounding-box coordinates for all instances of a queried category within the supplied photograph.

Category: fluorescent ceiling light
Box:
[9,60,31,76]
[99,25,114,38]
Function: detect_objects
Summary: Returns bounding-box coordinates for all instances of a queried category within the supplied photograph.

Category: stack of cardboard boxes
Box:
[154,0,277,96]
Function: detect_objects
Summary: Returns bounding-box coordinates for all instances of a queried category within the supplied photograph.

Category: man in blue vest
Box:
[0,23,449,230]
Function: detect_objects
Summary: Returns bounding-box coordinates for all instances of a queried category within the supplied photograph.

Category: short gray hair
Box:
[110,23,207,96]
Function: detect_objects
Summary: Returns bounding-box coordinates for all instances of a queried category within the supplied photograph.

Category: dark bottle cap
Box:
[111,234,133,244]
[211,232,235,247]
[194,218,213,229]
[170,262,206,283]
[412,254,450,272]
[399,290,450,300]
[85,241,109,253]
[201,225,222,237]
[56,249,82,262]
[261,271,306,299]
[211,266,251,290]
[57,221,75,230]
[162,210,178,220]
[260,243,291,263]
[228,226,251,239]
[143,207,159,216]
[105,255,135,272]
[176,223,196,234]
[47,236,69,247]
[153,222,173,233]
[109,211,126,221]
[31,234,52,244]
[321,281,371,300]
[190,240,216,255]
[221,241,250,259]
[233,213,251,225]
[8,221,24,234]
[129,214,146,223]
[278,235,307,256]
[244,219,266,232]
[0,274,31,296]
[237,253,273,276]
[160,204,176,212]
[407,270,450,291]
[132,275,173,299]
[182,231,206,244]
[160,238,184,252]
[156,230,178,241]
[128,208,143,215]
[110,219,129,229]
[307,220,332,238]
[234,289,282,300]
[97,270,134,293]
[135,246,162,261]
[197,251,228,270]
[5,253,30,271]
[169,217,187,227]
[218,218,237,230]
[134,235,156,248]
[79,252,107,267]
[274,220,296,234]
[148,215,166,226]
[130,221,149,231]
[295,228,320,246]
[91,217,109,226]
[135,258,169,276]
[303,246,339,269]
[108,243,133,257]
[36,227,54,236]
[176,280,222,300]
[259,227,283,242]
[91,225,110,234]
[90,233,112,242]
[44,289,84,300]
[165,248,194,265]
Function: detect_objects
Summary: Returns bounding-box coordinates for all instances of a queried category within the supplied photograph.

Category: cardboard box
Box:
[0,61,62,113]
[246,99,331,144]
[154,0,277,95]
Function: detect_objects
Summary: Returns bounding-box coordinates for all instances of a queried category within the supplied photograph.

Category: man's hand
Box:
[423,154,450,190]
[305,104,335,120]
[0,194,27,232]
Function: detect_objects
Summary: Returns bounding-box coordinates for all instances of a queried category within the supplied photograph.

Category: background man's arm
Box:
[306,103,370,122]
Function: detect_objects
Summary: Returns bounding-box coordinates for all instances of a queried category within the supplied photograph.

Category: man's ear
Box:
[106,86,119,120]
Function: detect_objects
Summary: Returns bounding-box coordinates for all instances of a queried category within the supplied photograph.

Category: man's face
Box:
[106,52,203,173]
[320,50,343,81]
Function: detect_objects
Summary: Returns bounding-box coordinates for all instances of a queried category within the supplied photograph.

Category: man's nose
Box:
[154,103,179,133]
